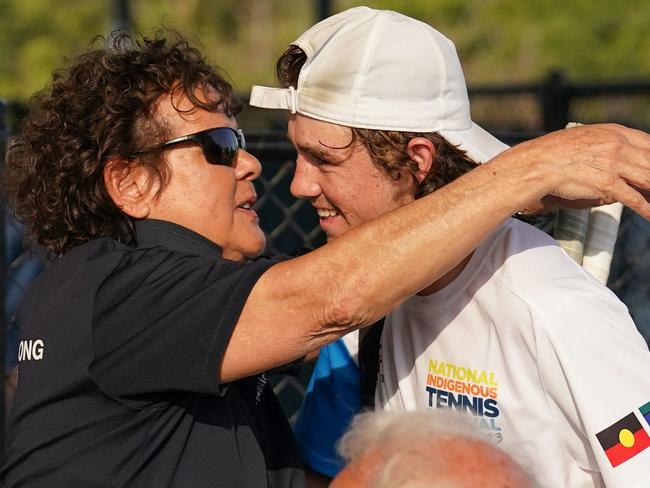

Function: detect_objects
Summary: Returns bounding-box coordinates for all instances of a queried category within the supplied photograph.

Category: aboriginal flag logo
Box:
[596,409,650,468]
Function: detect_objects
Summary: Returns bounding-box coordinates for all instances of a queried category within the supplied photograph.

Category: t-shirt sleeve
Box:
[535,285,650,488]
[89,247,284,400]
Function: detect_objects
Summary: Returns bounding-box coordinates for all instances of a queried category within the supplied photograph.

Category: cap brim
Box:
[439,122,509,164]
[252,85,509,164]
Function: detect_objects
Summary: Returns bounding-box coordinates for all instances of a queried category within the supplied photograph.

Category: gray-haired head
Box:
[331,410,537,488]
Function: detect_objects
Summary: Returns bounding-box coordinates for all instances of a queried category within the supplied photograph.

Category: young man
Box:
[250,7,650,488]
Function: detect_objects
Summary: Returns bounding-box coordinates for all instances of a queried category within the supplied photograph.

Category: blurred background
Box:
[2,0,650,455]
[2,0,650,98]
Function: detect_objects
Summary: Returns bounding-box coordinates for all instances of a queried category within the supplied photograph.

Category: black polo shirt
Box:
[2,219,304,488]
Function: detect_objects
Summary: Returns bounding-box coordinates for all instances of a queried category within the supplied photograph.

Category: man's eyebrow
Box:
[295,141,344,162]
[298,144,329,158]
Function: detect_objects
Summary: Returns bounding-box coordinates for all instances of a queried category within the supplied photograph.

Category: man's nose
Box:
[290,159,321,198]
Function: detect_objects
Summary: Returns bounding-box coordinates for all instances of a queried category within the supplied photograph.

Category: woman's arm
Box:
[219,124,650,382]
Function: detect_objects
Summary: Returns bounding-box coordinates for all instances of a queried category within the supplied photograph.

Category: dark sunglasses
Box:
[132,127,246,166]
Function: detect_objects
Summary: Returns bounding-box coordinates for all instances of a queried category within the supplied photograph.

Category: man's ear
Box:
[103,159,158,219]
[406,137,435,184]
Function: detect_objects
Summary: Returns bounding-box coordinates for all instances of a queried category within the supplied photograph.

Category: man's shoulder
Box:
[482,218,597,290]
[477,218,622,316]
[482,218,567,268]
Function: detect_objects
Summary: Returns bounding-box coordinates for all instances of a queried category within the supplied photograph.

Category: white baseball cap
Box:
[249,6,509,163]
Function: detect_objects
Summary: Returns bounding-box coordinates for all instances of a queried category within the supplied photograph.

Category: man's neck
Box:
[416,252,474,296]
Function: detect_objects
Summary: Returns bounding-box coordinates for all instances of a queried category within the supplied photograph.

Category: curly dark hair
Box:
[276,45,478,197]
[3,32,242,256]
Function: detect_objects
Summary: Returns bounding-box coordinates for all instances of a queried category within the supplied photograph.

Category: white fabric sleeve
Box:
[535,286,650,488]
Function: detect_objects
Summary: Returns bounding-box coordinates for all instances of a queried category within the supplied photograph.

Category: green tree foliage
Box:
[0,0,313,101]
[2,0,650,102]
[0,0,108,99]
[346,0,650,83]
[130,0,312,93]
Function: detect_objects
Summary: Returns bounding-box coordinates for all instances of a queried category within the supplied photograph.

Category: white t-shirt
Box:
[378,219,650,488]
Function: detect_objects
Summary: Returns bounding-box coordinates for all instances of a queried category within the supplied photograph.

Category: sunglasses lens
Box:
[203,128,241,166]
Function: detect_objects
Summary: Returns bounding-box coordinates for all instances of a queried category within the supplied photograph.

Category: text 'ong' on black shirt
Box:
[2,219,304,488]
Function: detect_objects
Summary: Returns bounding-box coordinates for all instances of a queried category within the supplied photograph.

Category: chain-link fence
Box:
[609,210,650,342]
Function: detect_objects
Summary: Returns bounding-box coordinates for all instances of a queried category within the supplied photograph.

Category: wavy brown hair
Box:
[276,45,478,197]
[3,32,242,256]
